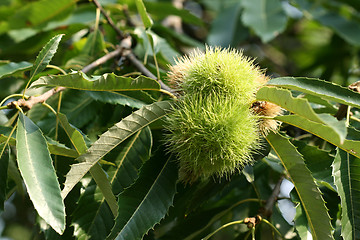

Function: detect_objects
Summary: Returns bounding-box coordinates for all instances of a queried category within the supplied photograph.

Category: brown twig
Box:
[93,0,174,93]
[124,50,174,93]
[261,176,284,218]
[6,41,128,111]
[91,0,125,39]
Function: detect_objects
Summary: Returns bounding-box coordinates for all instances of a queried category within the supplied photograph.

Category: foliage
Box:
[0,0,360,239]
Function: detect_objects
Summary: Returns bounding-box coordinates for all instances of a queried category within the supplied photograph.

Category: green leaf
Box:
[332,149,360,240]
[0,61,32,79]
[16,113,65,234]
[31,72,161,92]
[276,115,360,159]
[30,34,64,79]
[296,0,360,46]
[145,2,203,26]
[257,86,347,143]
[87,91,148,109]
[107,152,178,240]
[135,0,153,28]
[266,132,333,240]
[292,190,311,239]
[72,128,152,240]
[267,77,360,109]
[57,112,117,216]
[82,29,105,57]
[47,141,79,158]
[61,101,172,198]
[207,3,243,47]
[0,144,9,211]
[241,0,287,42]
[294,141,335,191]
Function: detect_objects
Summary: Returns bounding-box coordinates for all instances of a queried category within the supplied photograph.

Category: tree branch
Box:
[6,42,128,111]
[93,0,174,93]
[91,0,125,39]
[261,175,284,218]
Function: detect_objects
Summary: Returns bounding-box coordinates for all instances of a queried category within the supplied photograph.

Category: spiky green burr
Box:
[165,47,266,183]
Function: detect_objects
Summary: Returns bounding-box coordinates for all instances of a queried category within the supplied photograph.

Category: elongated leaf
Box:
[292,190,311,239]
[16,113,65,234]
[257,86,347,143]
[0,61,32,79]
[31,72,161,92]
[30,34,64,79]
[241,0,287,42]
[135,0,153,28]
[267,77,360,109]
[87,91,147,109]
[294,141,335,191]
[107,152,178,240]
[276,115,360,159]
[72,128,152,240]
[207,3,242,47]
[332,149,360,240]
[61,101,172,198]
[0,144,9,211]
[57,113,117,216]
[266,132,333,240]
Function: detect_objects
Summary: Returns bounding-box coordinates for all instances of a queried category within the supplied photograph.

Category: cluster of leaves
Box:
[0,0,359,240]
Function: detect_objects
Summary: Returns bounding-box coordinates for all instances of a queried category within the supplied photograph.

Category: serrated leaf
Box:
[0,61,32,79]
[57,112,117,216]
[267,77,360,109]
[72,128,152,240]
[0,144,9,211]
[135,0,153,28]
[31,72,161,92]
[30,34,64,79]
[107,152,178,240]
[292,190,311,239]
[332,149,360,240]
[16,113,65,234]
[257,86,347,143]
[61,101,172,199]
[295,141,335,191]
[276,115,360,159]
[266,132,333,240]
[241,0,287,42]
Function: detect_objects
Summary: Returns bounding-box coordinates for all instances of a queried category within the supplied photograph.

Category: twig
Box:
[124,50,174,93]
[6,42,128,111]
[261,176,284,218]
[91,0,125,39]
[92,0,174,93]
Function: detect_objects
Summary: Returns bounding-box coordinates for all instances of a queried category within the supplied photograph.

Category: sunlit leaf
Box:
[0,61,32,79]
[135,0,153,28]
[107,151,178,240]
[61,101,172,198]
[72,128,152,240]
[266,132,333,240]
[16,113,65,234]
[30,34,64,79]
[31,72,161,92]
[257,86,347,143]
[267,77,360,109]
[332,149,360,240]
[276,115,360,159]
[241,0,287,42]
